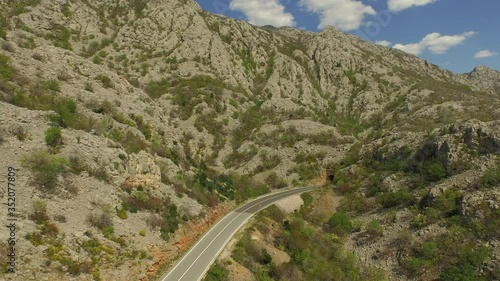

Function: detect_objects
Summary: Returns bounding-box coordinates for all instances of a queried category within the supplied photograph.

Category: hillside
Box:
[0,0,498,280]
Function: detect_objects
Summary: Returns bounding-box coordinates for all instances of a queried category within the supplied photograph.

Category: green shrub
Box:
[91,100,115,115]
[205,263,229,281]
[47,98,77,128]
[0,53,14,80]
[120,130,149,154]
[25,232,45,246]
[21,150,69,189]
[292,162,321,181]
[0,14,7,40]
[366,219,383,236]
[92,55,102,64]
[411,213,429,229]
[327,212,352,236]
[45,126,62,147]
[301,193,313,207]
[116,207,128,219]
[101,226,114,237]
[403,241,439,276]
[265,173,287,189]
[363,266,388,281]
[28,200,49,224]
[121,187,170,213]
[439,265,482,281]
[160,204,179,238]
[146,79,171,99]
[378,188,415,208]
[40,221,59,237]
[10,0,42,16]
[42,79,60,92]
[420,160,447,181]
[339,193,369,214]
[95,74,113,89]
[480,167,500,188]
[131,0,148,17]
[47,25,72,50]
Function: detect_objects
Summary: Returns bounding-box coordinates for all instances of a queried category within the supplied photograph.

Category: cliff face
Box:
[0,0,498,280]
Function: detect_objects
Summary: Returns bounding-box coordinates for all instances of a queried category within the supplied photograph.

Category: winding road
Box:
[159,186,316,281]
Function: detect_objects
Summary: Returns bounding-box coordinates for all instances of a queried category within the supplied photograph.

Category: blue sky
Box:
[194,0,500,73]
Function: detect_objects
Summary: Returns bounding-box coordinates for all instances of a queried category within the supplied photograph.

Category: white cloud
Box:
[393,42,423,55]
[387,0,438,12]
[230,0,295,27]
[299,0,376,31]
[375,40,392,47]
[393,31,476,55]
[474,50,498,59]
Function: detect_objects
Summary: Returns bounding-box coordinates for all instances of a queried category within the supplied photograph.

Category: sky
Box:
[194,0,500,73]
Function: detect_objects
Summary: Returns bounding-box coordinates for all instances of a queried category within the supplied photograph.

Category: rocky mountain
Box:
[0,0,498,281]
[465,66,500,93]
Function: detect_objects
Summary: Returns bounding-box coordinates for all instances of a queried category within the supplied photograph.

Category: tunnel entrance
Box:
[326,169,335,182]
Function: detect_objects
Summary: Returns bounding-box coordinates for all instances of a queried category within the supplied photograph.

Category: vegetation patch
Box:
[21,150,69,189]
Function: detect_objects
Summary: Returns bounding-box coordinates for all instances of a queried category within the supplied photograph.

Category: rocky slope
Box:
[0,0,498,280]
[464,66,500,93]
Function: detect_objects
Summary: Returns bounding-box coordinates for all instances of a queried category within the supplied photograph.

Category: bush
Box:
[160,204,180,238]
[121,187,170,213]
[87,210,113,230]
[0,14,7,40]
[21,150,69,189]
[47,98,77,128]
[480,167,500,188]
[47,25,72,50]
[45,126,62,147]
[293,162,322,182]
[261,249,273,264]
[0,54,14,80]
[265,173,287,189]
[363,266,388,281]
[439,265,482,281]
[301,193,313,207]
[120,130,149,154]
[26,232,45,246]
[378,188,415,208]
[420,160,447,182]
[205,263,229,281]
[95,74,113,89]
[29,200,49,224]
[327,212,353,236]
[116,207,128,219]
[42,79,60,92]
[366,219,383,237]
[40,221,59,237]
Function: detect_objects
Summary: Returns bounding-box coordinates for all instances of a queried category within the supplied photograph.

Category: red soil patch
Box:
[140,204,229,280]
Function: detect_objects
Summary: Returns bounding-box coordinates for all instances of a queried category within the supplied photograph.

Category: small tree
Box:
[45,126,62,147]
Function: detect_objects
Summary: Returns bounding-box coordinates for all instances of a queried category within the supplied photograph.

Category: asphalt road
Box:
[159,186,316,281]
